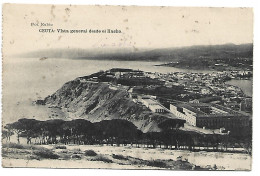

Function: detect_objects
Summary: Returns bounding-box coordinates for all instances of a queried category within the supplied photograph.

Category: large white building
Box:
[141,98,165,113]
[170,103,249,130]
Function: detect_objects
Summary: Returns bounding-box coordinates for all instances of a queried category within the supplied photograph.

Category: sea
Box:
[226,79,253,97]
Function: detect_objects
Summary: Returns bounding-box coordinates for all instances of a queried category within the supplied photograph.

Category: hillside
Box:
[38,79,175,133]
[19,43,253,70]
[20,43,253,61]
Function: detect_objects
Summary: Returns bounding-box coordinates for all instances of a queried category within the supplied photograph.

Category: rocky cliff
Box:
[41,78,172,133]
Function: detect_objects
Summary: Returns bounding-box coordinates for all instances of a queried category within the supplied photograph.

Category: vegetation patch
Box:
[91,155,113,163]
[33,148,59,159]
[28,155,41,160]
[2,143,26,149]
[146,160,167,168]
[2,143,42,151]
[84,150,97,156]
[55,145,67,149]
[112,154,128,160]
[71,154,82,159]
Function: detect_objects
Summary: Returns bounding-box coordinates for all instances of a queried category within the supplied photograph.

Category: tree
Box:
[2,129,14,142]
[4,119,42,144]
[61,119,94,144]
[40,119,65,144]
[17,118,40,144]
[158,119,185,149]
[4,122,24,143]
[94,119,142,145]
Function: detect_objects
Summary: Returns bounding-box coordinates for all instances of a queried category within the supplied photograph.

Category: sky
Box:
[2,4,253,57]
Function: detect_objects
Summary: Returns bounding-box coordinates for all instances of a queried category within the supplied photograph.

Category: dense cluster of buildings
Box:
[82,68,252,133]
[144,70,252,112]
[170,103,249,130]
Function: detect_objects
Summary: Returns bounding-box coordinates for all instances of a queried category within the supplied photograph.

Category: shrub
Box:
[84,150,97,156]
[91,156,113,163]
[29,155,40,160]
[2,143,25,149]
[147,160,167,168]
[71,154,81,159]
[2,143,40,150]
[62,154,71,160]
[34,149,59,159]
[55,145,67,149]
[112,154,128,160]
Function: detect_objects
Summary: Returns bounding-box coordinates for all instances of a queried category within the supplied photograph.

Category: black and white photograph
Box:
[1,3,254,171]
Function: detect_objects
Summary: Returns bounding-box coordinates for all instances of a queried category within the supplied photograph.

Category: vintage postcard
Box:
[2,4,253,170]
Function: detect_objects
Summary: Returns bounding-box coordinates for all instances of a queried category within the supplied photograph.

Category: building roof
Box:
[176,103,248,119]
[142,98,158,105]
[150,104,165,110]
[178,103,207,115]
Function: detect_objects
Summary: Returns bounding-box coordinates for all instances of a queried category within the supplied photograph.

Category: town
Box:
[78,68,252,136]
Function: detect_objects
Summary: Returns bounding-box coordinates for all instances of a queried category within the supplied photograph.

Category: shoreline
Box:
[155,65,253,73]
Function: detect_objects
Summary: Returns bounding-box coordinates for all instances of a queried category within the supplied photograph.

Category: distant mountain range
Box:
[19,43,253,63]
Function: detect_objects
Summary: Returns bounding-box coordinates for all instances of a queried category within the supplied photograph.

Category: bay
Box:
[226,79,253,97]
